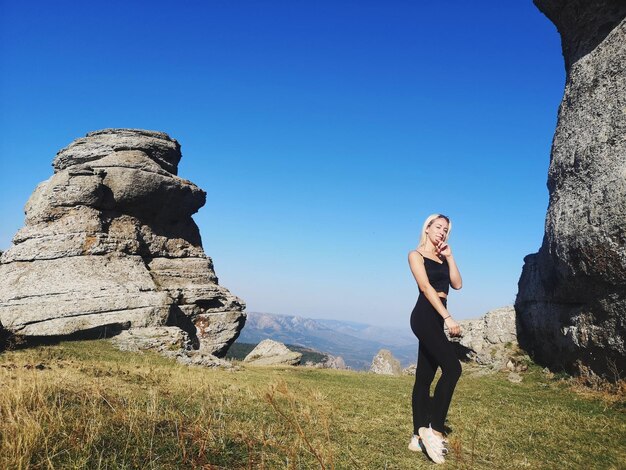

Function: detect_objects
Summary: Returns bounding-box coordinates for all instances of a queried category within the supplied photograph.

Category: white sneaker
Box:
[418,426,446,464]
[408,435,421,452]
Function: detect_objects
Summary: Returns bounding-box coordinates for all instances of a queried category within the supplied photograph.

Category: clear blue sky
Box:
[0,1,564,327]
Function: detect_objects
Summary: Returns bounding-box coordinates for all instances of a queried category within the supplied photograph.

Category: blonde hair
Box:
[417,213,451,249]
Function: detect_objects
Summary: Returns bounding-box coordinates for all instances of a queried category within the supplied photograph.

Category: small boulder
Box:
[173,351,232,368]
[304,361,324,368]
[370,349,401,375]
[403,364,417,376]
[507,372,523,384]
[243,339,302,366]
[324,355,347,370]
[506,358,528,373]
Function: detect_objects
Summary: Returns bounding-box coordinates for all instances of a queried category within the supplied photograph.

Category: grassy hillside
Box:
[0,340,624,469]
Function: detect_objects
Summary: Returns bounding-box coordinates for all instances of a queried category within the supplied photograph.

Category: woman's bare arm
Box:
[436,242,462,290]
[446,254,462,290]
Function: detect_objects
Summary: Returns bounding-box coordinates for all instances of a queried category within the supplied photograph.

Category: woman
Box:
[407,213,462,464]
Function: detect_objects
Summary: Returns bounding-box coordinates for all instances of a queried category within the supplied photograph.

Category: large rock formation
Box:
[0,129,245,356]
[516,2,626,378]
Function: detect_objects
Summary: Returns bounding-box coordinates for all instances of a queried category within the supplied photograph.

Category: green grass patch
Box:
[0,340,624,469]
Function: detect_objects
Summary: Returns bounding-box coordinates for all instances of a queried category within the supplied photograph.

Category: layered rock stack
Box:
[516,2,626,378]
[0,129,245,356]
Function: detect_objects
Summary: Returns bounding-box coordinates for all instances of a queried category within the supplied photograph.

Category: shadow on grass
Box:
[0,322,130,353]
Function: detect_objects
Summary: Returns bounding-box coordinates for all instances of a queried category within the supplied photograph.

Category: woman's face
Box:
[426,218,449,246]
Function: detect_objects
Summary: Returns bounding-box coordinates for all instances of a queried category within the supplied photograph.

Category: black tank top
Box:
[419,253,450,294]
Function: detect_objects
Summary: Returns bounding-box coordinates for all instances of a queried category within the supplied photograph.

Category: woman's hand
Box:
[436,241,452,257]
[445,317,461,337]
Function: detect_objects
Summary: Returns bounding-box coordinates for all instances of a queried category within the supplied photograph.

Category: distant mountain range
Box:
[236,312,418,370]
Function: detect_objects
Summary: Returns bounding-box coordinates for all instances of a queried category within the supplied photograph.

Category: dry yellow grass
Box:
[0,340,624,469]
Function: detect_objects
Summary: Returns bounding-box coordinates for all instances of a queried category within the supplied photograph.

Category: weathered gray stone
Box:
[110,328,233,368]
[516,2,626,379]
[370,349,401,375]
[110,326,191,352]
[323,354,347,370]
[0,129,246,357]
[54,129,182,175]
[173,351,233,369]
[303,354,347,369]
[448,306,518,368]
[402,363,417,376]
[304,360,324,368]
[506,358,528,373]
[507,372,523,384]
[243,339,302,366]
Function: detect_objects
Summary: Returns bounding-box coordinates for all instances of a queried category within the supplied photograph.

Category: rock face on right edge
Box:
[516,1,626,379]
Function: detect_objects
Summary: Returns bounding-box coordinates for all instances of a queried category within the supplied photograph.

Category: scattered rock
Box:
[323,354,347,370]
[516,2,626,379]
[370,349,401,375]
[303,354,347,369]
[304,361,324,368]
[507,372,523,384]
[172,351,233,369]
[243,339,302,366]
[110,326,233,368]
[0,129,245,357]
[506,358,528,373]
[403,364,417,376]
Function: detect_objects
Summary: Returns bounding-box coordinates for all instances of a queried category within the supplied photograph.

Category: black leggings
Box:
[410,294,461,434]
